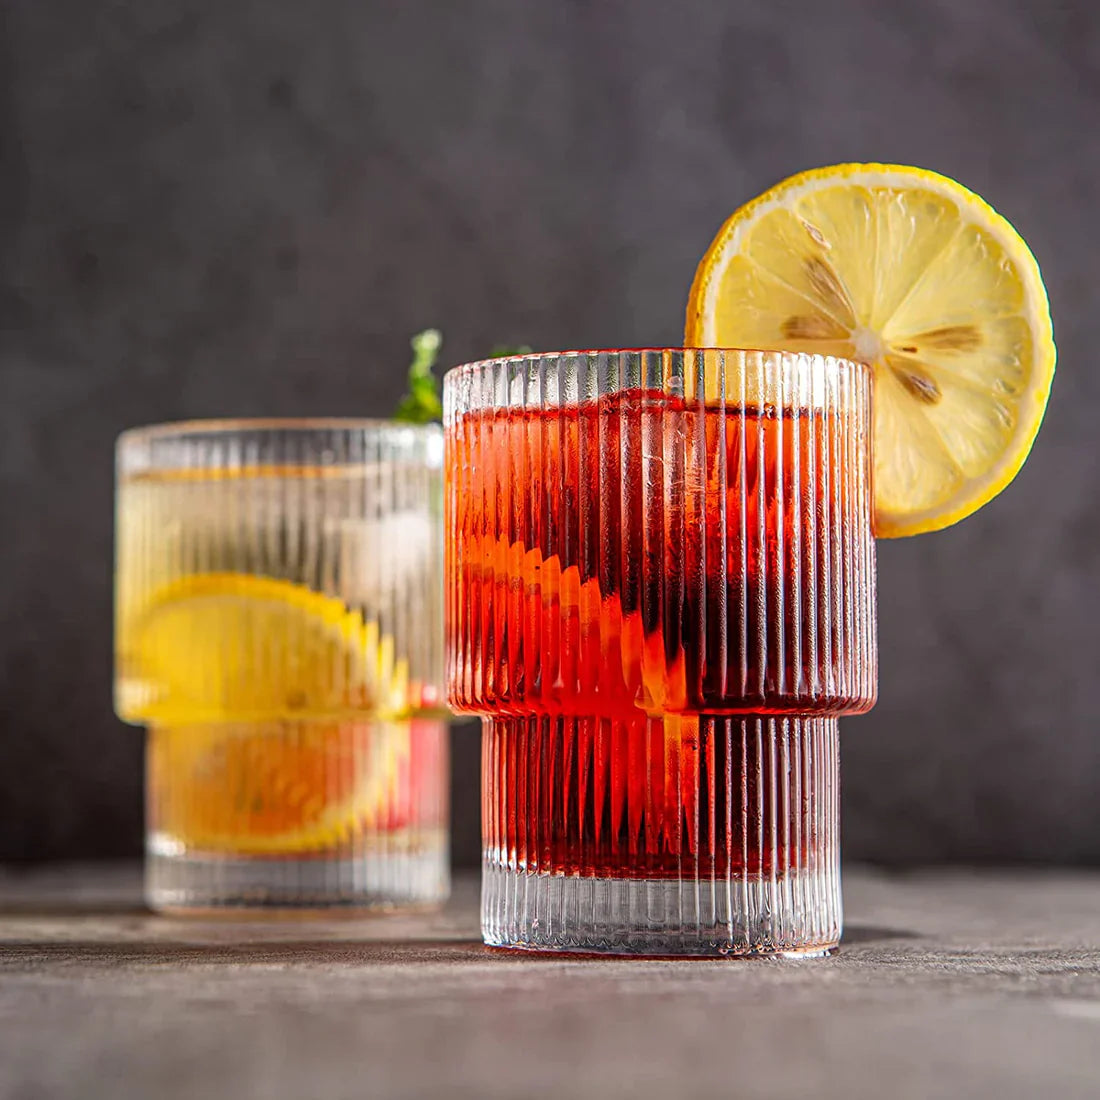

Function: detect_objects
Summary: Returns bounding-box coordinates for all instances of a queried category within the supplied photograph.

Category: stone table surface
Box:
[2,866,1100,1099]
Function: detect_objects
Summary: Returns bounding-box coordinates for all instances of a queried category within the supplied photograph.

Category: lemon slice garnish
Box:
[685,163,1055,536]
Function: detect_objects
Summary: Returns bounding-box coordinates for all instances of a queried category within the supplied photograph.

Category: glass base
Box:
[482,863,839,957]
[480,714,840,956]
[146,838,449,913]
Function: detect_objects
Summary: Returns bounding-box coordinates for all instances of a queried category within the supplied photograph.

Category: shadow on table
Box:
[3,926,923,964]
[0,938,492,966]
[0,901,150,918]
[841,923,923,946]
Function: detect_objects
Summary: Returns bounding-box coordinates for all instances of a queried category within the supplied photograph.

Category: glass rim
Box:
[442,346,870,385]
[117,416,442,447]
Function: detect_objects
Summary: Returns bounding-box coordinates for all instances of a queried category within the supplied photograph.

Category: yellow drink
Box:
[114,422,446,911]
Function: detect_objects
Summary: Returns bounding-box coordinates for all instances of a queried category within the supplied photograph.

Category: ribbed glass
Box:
[115,419,447,912]
[445,349,876,955]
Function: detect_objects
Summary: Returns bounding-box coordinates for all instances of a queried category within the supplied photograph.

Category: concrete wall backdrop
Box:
[1,0,1097,866]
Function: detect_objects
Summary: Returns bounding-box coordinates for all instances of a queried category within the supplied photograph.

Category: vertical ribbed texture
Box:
[445,350,875,955]
[114,420,447,912]
[480,716,838,954]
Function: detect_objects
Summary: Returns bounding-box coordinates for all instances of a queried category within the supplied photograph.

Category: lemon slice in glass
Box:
[148,719,411,855]
[124,573,412,854]
[685,163,1056,536]
[121,573,408,723]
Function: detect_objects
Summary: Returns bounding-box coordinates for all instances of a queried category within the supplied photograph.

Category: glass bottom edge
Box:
[481,863,840,957]
[146,842,449,914]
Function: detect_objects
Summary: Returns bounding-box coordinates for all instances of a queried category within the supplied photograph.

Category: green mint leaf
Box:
[393,329,444,424]
[393,333,536,423]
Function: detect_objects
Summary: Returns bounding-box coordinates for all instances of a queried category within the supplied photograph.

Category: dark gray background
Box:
[1,0,1096,867]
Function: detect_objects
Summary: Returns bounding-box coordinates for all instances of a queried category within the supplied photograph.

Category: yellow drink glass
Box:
[115,419,446,912]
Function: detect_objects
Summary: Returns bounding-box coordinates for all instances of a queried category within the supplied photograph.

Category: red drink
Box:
[446,350,875,954]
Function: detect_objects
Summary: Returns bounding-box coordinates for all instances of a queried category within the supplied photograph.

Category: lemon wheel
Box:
[148,719,411,855]
[685,163,1055,536]
[120,573,408,723]
[122,573,413,854]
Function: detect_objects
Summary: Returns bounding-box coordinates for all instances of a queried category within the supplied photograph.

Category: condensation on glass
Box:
[445,350,876,956]
[115,419,447,912]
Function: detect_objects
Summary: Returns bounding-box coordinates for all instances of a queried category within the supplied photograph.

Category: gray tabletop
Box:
[2,865,1100,1099]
